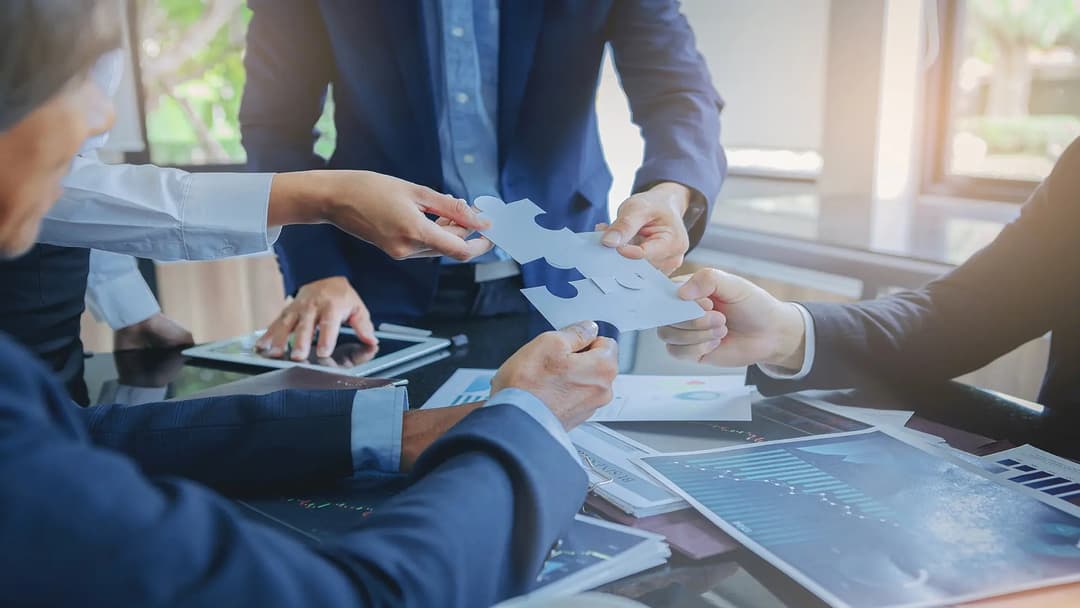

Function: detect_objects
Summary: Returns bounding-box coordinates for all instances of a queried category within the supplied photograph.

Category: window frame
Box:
[920,0,1040,204]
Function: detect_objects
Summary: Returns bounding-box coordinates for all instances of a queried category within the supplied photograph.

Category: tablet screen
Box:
[205,332,418,370]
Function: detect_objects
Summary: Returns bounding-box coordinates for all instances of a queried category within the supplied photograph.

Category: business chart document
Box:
[638,429,1080,608]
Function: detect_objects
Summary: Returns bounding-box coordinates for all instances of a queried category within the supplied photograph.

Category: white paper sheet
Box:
[638,429,1080,608]
[421,368,753,422]
[981,444,1080,514]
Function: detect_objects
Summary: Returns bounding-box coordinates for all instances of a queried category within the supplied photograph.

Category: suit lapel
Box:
[498,1,544,168]
[378,1,438,154]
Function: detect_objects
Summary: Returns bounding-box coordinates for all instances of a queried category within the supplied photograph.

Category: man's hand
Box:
[491,320,619,430]
[113,313,194,352]
[600,181,694,275]
[256,276,374,360]
[658,268,806,370]
[268,170,494,261]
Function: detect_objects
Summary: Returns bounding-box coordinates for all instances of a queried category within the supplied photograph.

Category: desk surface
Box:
[85,314,1080,608]
[709,194,1020,267]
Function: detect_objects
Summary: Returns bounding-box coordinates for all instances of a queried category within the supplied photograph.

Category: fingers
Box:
[666,339,725,364]
[411,222,492,261]
[258,307,300,358]
[417,189,490,231]
[666,309,726,332]
[636,236,686,275]
[289,306,319,361]
[602,199,653,248]
[677,268,747,302]
[315,316,344,359]
[657,311,728,346]
[556,320,600,352]
[347,303,377,347]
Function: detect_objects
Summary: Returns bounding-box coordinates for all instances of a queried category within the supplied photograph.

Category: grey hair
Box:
[0,0,122,132]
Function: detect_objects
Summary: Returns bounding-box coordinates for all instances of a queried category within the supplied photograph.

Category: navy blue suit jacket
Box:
[0,334,587,606]
[241,0,725,320]
[749,137,1080,411]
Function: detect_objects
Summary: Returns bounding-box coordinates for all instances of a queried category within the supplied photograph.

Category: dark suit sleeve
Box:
[240,0,355,293]
[240,0,333,172]
[750,139,1080,395]
[607,0,727,247]
[78,389,355,494]
[3,374,587,607]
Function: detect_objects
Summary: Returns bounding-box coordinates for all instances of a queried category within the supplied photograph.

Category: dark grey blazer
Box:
[751,137,1080,411]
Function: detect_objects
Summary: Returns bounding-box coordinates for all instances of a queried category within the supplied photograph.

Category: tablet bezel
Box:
[182,329,450,377]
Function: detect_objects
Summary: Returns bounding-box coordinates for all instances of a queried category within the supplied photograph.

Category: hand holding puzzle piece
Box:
[473,196,705,332]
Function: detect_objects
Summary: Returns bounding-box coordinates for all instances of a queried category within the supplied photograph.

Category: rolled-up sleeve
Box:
[350,386,409,472]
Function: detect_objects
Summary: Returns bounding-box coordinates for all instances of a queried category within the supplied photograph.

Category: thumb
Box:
[417,189,490,231]
[677,268,749,303]
[557,320,600,353]
[602,200,652,248]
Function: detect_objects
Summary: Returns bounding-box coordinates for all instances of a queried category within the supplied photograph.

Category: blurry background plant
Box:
[136,0,335,166]
[949,0,1080,181]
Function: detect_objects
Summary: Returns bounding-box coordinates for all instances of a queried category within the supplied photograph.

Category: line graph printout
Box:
[638,429,1080,608]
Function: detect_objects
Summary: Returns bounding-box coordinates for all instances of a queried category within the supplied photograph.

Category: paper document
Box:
[570,423,688,517]
[638,429,1080,608]
[496,515,670,605]
[422,368,752,423]
[981,445,1080,511]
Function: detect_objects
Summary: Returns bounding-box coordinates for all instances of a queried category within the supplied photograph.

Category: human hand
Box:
[113,313,194,352]
[256,276,374,361]
[268,170,494,261]
[658,268,806,370]
[491,320,619,430]
[600,182,694,275]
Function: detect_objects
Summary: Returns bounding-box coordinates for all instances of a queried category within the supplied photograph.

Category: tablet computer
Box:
[183,329,450,377]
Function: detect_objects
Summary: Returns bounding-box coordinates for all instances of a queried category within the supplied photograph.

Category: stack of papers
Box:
[497,516,670,606]
[571,423,687,517]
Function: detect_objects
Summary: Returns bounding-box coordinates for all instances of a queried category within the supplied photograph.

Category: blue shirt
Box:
[423,0,508,267]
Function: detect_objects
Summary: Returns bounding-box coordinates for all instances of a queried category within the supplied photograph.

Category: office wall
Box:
[598,0,830,211]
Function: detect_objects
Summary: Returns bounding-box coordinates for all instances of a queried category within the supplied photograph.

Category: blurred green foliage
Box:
[140,0,335,166]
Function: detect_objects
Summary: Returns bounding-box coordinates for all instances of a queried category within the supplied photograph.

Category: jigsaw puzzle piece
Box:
[474,195,705,332]
[475,195,657,288]
[522,278,704,333]
[473,195,577,266]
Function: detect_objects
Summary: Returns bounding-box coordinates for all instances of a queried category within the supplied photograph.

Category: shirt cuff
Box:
[85,256,161,330]
[182,173,276,258]
[350,386,408,472]
[485,388,580,465]
[758,303,816,381]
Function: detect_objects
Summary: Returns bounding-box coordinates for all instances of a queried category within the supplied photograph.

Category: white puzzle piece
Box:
[473,195,705,332]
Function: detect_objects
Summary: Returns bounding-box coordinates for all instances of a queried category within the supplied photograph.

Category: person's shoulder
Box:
[1046,137,1080,203]
[0,333,62,405]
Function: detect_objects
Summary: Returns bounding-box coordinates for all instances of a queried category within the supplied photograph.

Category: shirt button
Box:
[462,154,476,164]
[455,92,469,104]
[450,26,465,37]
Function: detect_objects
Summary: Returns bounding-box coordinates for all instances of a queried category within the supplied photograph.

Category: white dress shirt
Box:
[85,250,160,329]
[758,303,817,380]
[40,50,278,328]
[38,50,279,262]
